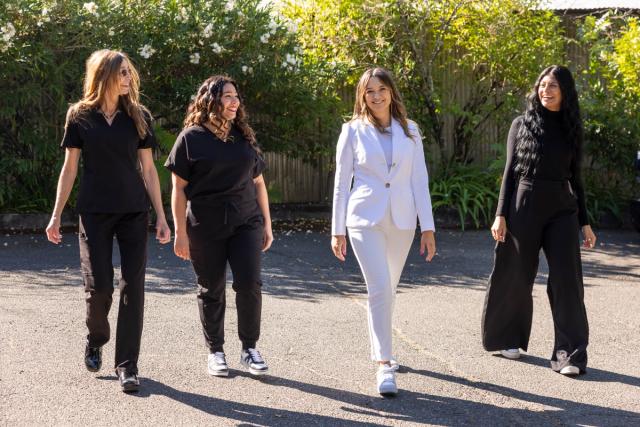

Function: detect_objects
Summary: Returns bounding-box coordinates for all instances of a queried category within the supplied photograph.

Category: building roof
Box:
[540,0,640,9]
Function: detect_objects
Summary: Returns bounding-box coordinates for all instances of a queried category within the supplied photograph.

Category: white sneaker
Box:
[208,352,229,377]
[500,348,521,359]
[240,348,268,375]
[560,365,580,376]
[377,364,398,396]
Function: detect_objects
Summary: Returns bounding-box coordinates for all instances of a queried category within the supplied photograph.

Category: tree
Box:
[282,0,564,167]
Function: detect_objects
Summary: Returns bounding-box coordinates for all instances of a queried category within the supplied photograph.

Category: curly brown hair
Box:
[183,75,258,150]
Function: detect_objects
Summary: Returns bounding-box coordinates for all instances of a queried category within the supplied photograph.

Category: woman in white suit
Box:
[331,68,436,396]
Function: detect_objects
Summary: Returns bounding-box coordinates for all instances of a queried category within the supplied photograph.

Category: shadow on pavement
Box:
[95,369,639,425]
[510,354,640,388]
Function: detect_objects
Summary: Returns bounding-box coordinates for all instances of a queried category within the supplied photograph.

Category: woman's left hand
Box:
[420,230,436,262]
[262,225,274,252]
[582,225,597,249]
[155,218,172,244]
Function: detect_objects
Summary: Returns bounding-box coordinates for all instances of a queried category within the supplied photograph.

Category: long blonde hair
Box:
[352,67,413,139]
[66,49,150,138]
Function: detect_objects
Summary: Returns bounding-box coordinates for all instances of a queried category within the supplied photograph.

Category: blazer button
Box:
[385,183,390,188]
[392,163,396,167]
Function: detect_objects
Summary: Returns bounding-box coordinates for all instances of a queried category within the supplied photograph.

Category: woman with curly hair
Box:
[482,65,597,376]
[46,49,171,392]
[165,75,272,378]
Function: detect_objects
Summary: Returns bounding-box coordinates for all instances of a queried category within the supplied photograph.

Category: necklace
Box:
[99,108,118,123]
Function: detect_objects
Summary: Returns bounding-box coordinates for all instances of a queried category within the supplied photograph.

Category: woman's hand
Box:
[331,235,347,261]
[155,218,172,244]
[582,225,597,249]
[420,230,436,262]
[262,224,274,252]
[45,216,62,244]
[491,216,507,242]
[174,232,190,260]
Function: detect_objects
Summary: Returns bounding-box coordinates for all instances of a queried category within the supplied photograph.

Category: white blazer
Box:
[331,117,435,235]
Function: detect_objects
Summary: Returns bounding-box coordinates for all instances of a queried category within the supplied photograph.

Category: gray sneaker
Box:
[377,364,398,396]
[208,352,229,377]
[240,348,268,375]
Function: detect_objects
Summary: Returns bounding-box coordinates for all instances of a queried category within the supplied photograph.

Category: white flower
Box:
[260,33,270,43]
[281,61,288,69]
[202,23,213,38]
[41,8,51,22]
[268,20,279,34]
[241,65,253,74]
[286,53,297,65]
[177,7,189,23]
[211,42,223,53]
[108,28,115,36]
[1,23,16,43]
[138,44,156,59]
[189,52,200,64]
[83,2,99,16]
[225,0,235,11]
[257,54,264,63]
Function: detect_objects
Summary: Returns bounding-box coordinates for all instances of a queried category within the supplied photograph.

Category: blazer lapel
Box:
[363,122,389,175]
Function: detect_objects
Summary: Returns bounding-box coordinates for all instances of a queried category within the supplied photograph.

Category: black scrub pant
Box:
[79,212,148,374]
[187,216,264,353]
[482,178,589,373]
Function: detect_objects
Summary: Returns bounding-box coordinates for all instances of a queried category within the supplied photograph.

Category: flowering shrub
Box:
[0,0,337,212]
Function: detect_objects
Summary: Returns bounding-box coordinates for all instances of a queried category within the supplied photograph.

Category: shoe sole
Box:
[379,389,398,397]
[121,383,139,393]
[85,365,100,372]
[500,351,521,360]
[247,367,268,376]
[208,369,229,377]
[560,366,580,376]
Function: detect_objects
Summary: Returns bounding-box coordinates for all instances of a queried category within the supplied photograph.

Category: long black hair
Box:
[514,65,583,176]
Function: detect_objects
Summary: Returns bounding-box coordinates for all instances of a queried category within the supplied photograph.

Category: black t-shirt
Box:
[496,109,588,226]
[61,108,156,213]
[164,124,266,227]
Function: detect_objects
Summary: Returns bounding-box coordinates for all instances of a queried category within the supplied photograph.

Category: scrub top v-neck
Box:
[164,124,266,227]
[61,108,156,213]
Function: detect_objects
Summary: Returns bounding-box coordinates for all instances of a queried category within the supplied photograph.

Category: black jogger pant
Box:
[482,178,589,373]
[187,217,264,353]
[79,212,148,373]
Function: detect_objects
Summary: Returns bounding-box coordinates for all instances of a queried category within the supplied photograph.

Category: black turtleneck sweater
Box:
[496,108,589,226]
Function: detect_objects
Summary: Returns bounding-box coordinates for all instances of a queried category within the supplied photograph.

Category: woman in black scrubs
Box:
[165,75,273,377]
[482,65,597,376]
[46,49,171,392]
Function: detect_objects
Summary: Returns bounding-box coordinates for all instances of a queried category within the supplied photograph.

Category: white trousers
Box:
[348,206,414,361]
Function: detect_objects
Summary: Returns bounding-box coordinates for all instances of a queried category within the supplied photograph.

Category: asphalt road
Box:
[1,228,639,426]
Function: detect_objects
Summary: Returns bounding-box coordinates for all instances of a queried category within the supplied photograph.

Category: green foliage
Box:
[430,165,500,230]
[0,0,337,212]
[282,0,564,166]
[574,13,640,213]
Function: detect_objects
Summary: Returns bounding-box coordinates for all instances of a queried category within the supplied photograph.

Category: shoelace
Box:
[247,348,264,364]
[213,352,226,364]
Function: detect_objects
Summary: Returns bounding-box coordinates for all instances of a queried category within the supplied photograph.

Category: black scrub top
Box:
[61,108,156,213]
[164,124,266,227]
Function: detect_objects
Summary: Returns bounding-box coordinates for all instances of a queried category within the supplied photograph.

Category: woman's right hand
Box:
[45,215,62,244]
[331,235,347,261]
[174,232,190,260]
[491,216,507,242]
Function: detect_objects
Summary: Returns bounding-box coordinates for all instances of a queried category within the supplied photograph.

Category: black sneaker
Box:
[84,344,102,372]
[240,348,268,376]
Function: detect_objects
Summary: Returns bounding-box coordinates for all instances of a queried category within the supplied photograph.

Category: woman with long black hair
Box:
[46,49,171,392]
[165,75,272,378]
[482,65,596,375]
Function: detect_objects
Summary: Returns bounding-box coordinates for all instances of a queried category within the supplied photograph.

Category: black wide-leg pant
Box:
[78,212,148,373]
[187,217,264,354]
[482,179,589,373]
